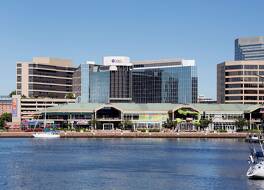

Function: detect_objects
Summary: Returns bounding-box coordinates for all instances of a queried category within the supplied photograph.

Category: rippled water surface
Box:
[0,138,262,190]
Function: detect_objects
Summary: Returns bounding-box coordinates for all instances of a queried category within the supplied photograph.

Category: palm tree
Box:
[89,118,98,130]
[234,118,249,132]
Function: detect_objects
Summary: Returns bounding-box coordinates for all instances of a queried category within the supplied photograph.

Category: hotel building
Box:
[235,36,264,61]
[16,57,76,98]
[73,56,133,103]
[73,57,198,104]
[217,60,264,104]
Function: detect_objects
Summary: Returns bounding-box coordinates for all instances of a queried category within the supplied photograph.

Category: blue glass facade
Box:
[80,63,89,103]
[132,65,197,104]
[235,37,264,60]
[73,59,198,104]
[90,71,110,103]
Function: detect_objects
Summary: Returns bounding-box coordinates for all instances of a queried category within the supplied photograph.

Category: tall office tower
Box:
[104,56,133,103]
[217,60,264,104]
[73,56,132,103]
[235,36,264,60]
[132,59,198,104]
[16,57,76,98]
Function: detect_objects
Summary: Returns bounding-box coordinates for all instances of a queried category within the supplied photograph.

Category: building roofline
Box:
[132,59,194,64]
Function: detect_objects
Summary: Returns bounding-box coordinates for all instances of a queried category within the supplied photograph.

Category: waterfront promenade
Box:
[0,131,248,138]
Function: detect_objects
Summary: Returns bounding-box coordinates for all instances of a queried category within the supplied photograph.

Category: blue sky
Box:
[0,0,263,98]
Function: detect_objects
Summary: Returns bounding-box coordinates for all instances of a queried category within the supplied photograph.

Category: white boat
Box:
[247,161,264,179]
[33,131,60,138]
[245,134,264,143]
[247,139,264,179]
[32,104,60,138]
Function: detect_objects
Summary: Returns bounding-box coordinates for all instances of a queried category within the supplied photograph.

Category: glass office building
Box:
[132,59,198,104]
[73,57,133,103]
[74,57,198,104]
[73,62,110,103]
[235,36,264,60]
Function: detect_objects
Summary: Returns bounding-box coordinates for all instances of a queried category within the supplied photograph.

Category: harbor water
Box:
[0,138,262,190]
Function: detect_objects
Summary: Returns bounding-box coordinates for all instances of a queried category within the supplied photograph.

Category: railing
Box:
[96,117,121,121]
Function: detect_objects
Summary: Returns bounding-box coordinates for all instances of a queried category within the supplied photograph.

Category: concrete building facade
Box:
[12,95,75,125]
[217,60,264,104]
[16,57,76,98]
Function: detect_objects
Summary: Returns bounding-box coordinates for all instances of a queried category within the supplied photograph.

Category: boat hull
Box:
[247,162,264,179]
[33,133,60,138]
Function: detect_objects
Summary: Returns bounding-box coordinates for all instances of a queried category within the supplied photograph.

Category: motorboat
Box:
[247,141,264,179]
[32,131,60,138]
[245,134,264,143]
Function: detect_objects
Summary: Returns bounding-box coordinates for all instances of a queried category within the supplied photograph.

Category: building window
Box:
[225,84,243,88]
[225,96,242,100]
[244,65,258,69]
[17,76,21,82]
[244,96,257,100]
[17,68,22,75]
[17,83,21,90]
[225,77,243,82]
[225,65,243,70]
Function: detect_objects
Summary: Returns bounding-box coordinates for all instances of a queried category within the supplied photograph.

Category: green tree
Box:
[89,118,98,129]
[120,119,133,130]
[162,119,179,129]
[172,120,178,129]
[235,118,249,132]
[162,118,173,129]
[193,120,200,130]
[0,113,12,129]
[200,119,212,130]
[9,90,16,97]
[65,93,75,99]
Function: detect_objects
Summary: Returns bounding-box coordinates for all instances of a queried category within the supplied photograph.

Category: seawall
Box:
[0,131,248,138]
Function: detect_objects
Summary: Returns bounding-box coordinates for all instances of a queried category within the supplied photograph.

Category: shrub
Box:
[137,128,147,132]
[148,128,160,132]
